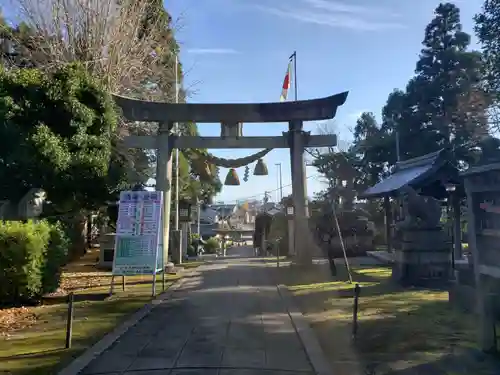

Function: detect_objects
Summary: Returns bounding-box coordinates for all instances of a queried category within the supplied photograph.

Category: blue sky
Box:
[2,0,482,204]
[168,0,484,204]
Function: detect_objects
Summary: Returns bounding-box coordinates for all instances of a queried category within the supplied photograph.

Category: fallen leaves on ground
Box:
[60,273,112,292]
[0,249,111,335]
[0,307,37,337]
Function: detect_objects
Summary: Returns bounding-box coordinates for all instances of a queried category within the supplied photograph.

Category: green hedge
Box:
[204,237,219,254]
[0,220,69,305]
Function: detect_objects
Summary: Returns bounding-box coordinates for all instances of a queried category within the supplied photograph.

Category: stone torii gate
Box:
[113,92,348,265]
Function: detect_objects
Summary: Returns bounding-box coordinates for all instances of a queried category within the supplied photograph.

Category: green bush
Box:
[42,222,69,294]
[0,220,69,305]
[204,237,219,254]
[187,244,197,257]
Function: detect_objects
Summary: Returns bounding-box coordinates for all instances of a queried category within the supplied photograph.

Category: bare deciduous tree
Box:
[12,0,179,100]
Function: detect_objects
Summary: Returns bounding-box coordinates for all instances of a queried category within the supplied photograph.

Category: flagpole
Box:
[293,51,297,101]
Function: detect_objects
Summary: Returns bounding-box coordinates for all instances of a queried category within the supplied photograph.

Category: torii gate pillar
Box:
[156,122,174,264]
[114,91,348,265]
[288,120,311,264]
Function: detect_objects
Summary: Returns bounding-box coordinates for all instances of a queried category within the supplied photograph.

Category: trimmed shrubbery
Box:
[203,237,220,254]
[0,220,69,306]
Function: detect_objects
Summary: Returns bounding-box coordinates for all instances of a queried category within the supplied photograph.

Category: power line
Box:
[219,173,322,203]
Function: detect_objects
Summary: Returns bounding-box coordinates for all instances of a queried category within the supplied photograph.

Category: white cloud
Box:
[347,110,365,120]
[255,0,404,31]
[303,0,399,17]
[187,48,239,55]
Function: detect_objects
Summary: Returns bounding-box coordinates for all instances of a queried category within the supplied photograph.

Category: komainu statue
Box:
[396,185,442,230]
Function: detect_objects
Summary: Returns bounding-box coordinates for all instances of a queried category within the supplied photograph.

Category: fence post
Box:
[277,240,280,268]
[65,293,74,349]
[352,283,361,340]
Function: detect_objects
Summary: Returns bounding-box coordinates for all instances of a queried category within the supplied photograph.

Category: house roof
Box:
[359,149,462,199]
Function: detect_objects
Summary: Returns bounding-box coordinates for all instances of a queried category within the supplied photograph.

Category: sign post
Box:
[110,191,164,297]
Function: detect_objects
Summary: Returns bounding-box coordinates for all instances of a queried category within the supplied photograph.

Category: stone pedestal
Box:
[99,233,116,270]
[449,259,477,313]
[170,230,182,264]
[392,227,451,287]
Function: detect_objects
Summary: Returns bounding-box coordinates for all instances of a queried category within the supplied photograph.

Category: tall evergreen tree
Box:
[412,2,488,165]
[351,112,390,185]
[475,0,500,95]
[473,0,500,162]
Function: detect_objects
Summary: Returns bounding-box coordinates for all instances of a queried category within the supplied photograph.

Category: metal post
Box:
[197,199,201,236]
[275,163,283,202]
[275,163,280,202]
[174,54,183,266]
[293,51,298,101]
[65,293,74,349]
[174,54,180,233]
[152,270,157,297]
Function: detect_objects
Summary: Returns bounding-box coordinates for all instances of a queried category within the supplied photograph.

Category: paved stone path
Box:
[80,247,316,375]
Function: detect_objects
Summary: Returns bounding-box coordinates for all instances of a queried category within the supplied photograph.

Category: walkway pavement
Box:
[79,247,318,375]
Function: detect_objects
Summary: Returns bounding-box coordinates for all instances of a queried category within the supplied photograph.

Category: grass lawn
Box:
[0,249,202,375]
[278,260,498,375]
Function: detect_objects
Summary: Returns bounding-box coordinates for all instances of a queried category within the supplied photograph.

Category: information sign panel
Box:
[112,191,163,275]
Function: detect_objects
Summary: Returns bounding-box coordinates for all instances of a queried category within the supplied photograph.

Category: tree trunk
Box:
[67,212,88,260]
[86,213,93,247]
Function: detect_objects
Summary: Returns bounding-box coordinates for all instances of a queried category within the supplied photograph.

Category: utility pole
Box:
[392,116,401,163]
[174,54,180,231]
[173,53,183,264]
[197,199,201,236]
[275,163,283,202]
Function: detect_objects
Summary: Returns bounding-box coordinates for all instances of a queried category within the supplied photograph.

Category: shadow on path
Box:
[79,246,318,375]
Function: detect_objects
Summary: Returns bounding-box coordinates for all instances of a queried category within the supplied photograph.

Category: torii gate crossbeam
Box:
[114,91,348,265]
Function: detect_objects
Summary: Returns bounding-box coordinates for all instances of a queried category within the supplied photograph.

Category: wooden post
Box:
[464,179,494,351]
[352,284,361,339]
[451,192,462,262]
[162,269,166,291]
[384,196,392,253]
[181,222,189,261]
[287,219,295,257]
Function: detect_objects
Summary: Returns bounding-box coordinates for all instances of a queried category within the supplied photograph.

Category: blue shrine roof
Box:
[359,149,457,199]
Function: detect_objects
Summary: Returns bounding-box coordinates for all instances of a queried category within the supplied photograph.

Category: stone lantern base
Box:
[392,227,451,287]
